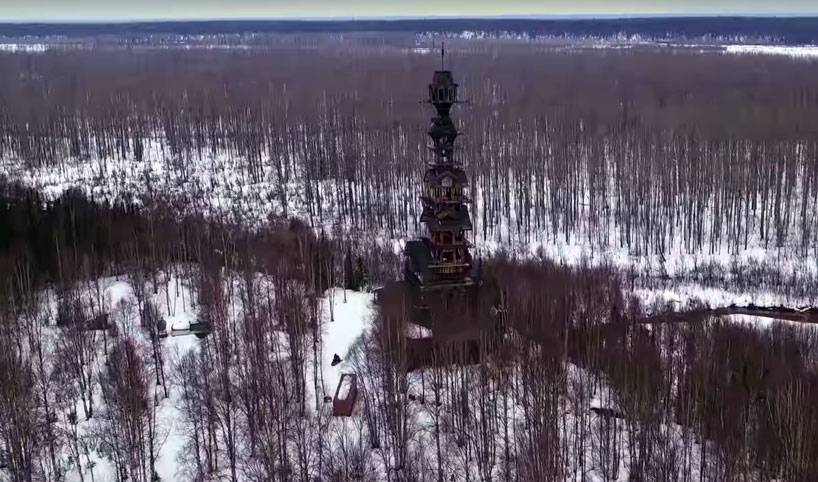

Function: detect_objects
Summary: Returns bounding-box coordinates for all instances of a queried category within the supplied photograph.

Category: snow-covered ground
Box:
[724,44,818,59]
[4,133,816,285]
[60,271,202,482]
[16,264,797,481]
[631,282,815,312]
[0,42,50,52]
[320,288,375,399]
[2,35,815,482]
[722,313,812,329]
[630,281,818,332]
[47,270,374,482]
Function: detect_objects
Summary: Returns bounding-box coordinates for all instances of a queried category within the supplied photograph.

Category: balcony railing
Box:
[427,263,471,275]
[429,238,472,248]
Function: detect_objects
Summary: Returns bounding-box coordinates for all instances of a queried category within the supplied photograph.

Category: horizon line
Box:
[2,14,818,25]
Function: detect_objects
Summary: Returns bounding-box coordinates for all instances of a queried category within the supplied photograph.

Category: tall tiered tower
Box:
[404,58,474,290]
[378,53,497,373]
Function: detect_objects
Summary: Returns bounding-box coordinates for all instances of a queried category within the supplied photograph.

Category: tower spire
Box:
[441,42,445,70]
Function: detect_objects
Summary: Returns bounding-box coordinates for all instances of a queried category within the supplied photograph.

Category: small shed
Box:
[86,313,111,331]
[332,373,358,417]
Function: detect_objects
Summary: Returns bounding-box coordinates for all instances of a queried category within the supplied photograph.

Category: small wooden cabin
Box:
[332,373,359,417]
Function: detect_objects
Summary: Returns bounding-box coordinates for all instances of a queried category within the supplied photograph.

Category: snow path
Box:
[724,44,818,59]
[319,288,375,399]
[631,283,815,312]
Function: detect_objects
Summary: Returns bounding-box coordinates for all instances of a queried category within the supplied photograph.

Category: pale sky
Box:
[1,0,817,22]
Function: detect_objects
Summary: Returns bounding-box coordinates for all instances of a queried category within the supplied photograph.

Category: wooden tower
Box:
[404,55,474,290]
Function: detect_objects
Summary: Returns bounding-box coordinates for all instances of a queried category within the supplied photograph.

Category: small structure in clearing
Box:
[333,373,358,417]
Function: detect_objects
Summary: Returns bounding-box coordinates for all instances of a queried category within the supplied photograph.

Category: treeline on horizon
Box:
[1,17,818,44]
[2,44,817,261]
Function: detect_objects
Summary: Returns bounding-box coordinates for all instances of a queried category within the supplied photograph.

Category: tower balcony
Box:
[423,166,469,200]
[426,148,457,166]
[403,238,474,289]
[431,243,472,265]
[431,240,472,250]
[429,84,457,104]
[421,194,472,206]
[426,142,459,152]
[429,71,459,105]
[429,255,472,280]
[427,262,472,277]
[429,230,472,248]
[420,206,473,232]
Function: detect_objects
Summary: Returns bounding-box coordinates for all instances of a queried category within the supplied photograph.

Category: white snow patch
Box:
[104,280,135,309]
[0,43,49,52]
[723,314,815,330]
[406,321,433,339]
[724,44,818,59]
[320,288,374,397]
[632,283,813,312]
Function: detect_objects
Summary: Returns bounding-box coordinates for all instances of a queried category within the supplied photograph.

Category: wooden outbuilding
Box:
[332,373,358,417]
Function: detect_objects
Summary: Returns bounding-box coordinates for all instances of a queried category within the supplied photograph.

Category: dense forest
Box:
[2,41,818,273]
[0,184,817,481]
[2,36,818,481]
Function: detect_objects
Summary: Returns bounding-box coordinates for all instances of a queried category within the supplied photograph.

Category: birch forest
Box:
[1,32,818,482]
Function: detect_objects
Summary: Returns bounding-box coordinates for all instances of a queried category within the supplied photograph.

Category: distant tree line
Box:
[2,17,818,44]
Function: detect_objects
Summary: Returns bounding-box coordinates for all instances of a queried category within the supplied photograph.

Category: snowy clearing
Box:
[724,44,818,59]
